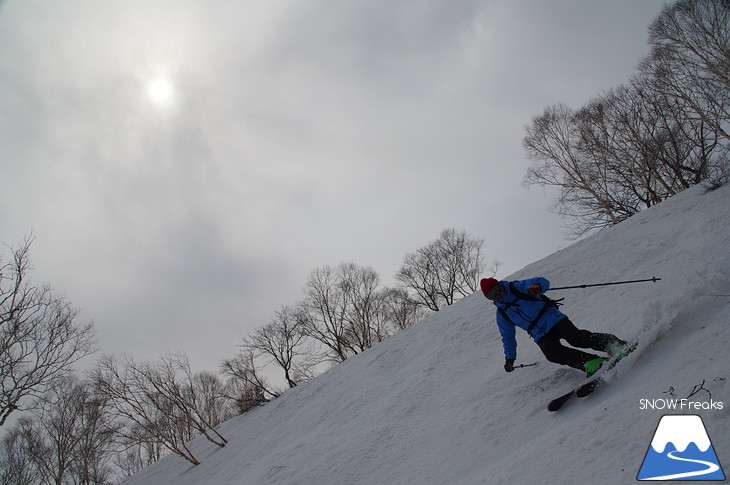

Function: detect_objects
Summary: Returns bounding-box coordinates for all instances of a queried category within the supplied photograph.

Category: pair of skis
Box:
[547,345,636,412]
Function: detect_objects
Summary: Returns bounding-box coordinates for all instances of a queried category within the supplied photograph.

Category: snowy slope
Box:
[124,184,730,485]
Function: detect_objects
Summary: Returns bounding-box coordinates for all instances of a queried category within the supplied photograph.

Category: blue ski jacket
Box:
[493,277,566,360]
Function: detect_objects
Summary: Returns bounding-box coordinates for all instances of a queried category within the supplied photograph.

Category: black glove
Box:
[504,359,515,372]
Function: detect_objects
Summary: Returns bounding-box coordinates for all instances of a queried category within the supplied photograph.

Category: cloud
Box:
[0,0,668,373]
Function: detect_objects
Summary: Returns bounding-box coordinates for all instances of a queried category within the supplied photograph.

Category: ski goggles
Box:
[485,284,503,301]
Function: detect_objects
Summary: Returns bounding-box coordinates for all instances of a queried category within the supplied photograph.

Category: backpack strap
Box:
[499,282,564,338]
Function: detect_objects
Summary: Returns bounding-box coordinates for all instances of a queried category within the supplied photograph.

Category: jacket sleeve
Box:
[496,310,517,360]
[514,277,551,295]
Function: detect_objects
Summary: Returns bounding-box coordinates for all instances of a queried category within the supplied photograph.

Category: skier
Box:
[480,277,632,375]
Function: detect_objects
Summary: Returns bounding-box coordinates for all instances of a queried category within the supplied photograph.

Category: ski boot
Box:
[609,341,637,361]
[584,357,606,377]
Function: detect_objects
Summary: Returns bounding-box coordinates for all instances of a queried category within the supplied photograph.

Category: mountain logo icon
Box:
[637,414,725,481]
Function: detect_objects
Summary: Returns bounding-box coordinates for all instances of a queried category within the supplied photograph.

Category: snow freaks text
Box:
[639,398,724,411]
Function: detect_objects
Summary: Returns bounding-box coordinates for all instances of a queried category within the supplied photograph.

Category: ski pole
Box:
[547,276,661,291]
[514,363,537,369]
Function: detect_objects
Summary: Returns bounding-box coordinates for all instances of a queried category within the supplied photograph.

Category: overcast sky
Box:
[0,0,669,373]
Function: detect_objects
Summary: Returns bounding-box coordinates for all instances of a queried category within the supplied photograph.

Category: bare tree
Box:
[338,263,390,352]
[0,237,96,426]
[220,351,276,412]
[524,0,729,236]
[640,0,730,187]
[299,263,395,362]
[18,377,117,485]
[629,75,720,189]
[93,354,199,466]
[192,371,236,430]
[113,424,166,480]
[524,84,724,235]
[236,305,315,389]
[396,229,488,311]
[379,287,427,331]
[93,353,228,467]
[576,87,676,210]
[643,0,730,143]
[0,377,118,485]
[523,103,626,235]
[151,353,228,448]
[578,79,724,204]
[70,384,118,485]
[299,265,354,362]
[0,417,42,485]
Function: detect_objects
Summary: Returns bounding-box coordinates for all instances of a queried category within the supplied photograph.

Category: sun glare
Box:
[146,78,174,107]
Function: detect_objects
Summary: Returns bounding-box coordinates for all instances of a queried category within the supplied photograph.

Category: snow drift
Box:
[124,183,730,485]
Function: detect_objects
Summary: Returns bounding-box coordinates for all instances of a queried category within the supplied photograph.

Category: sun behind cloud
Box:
[146,77,175,107]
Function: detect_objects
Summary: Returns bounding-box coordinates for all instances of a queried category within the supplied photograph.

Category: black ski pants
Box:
[536,317,624,371]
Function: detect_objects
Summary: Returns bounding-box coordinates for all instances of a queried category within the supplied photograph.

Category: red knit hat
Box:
[480,278,498,297]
